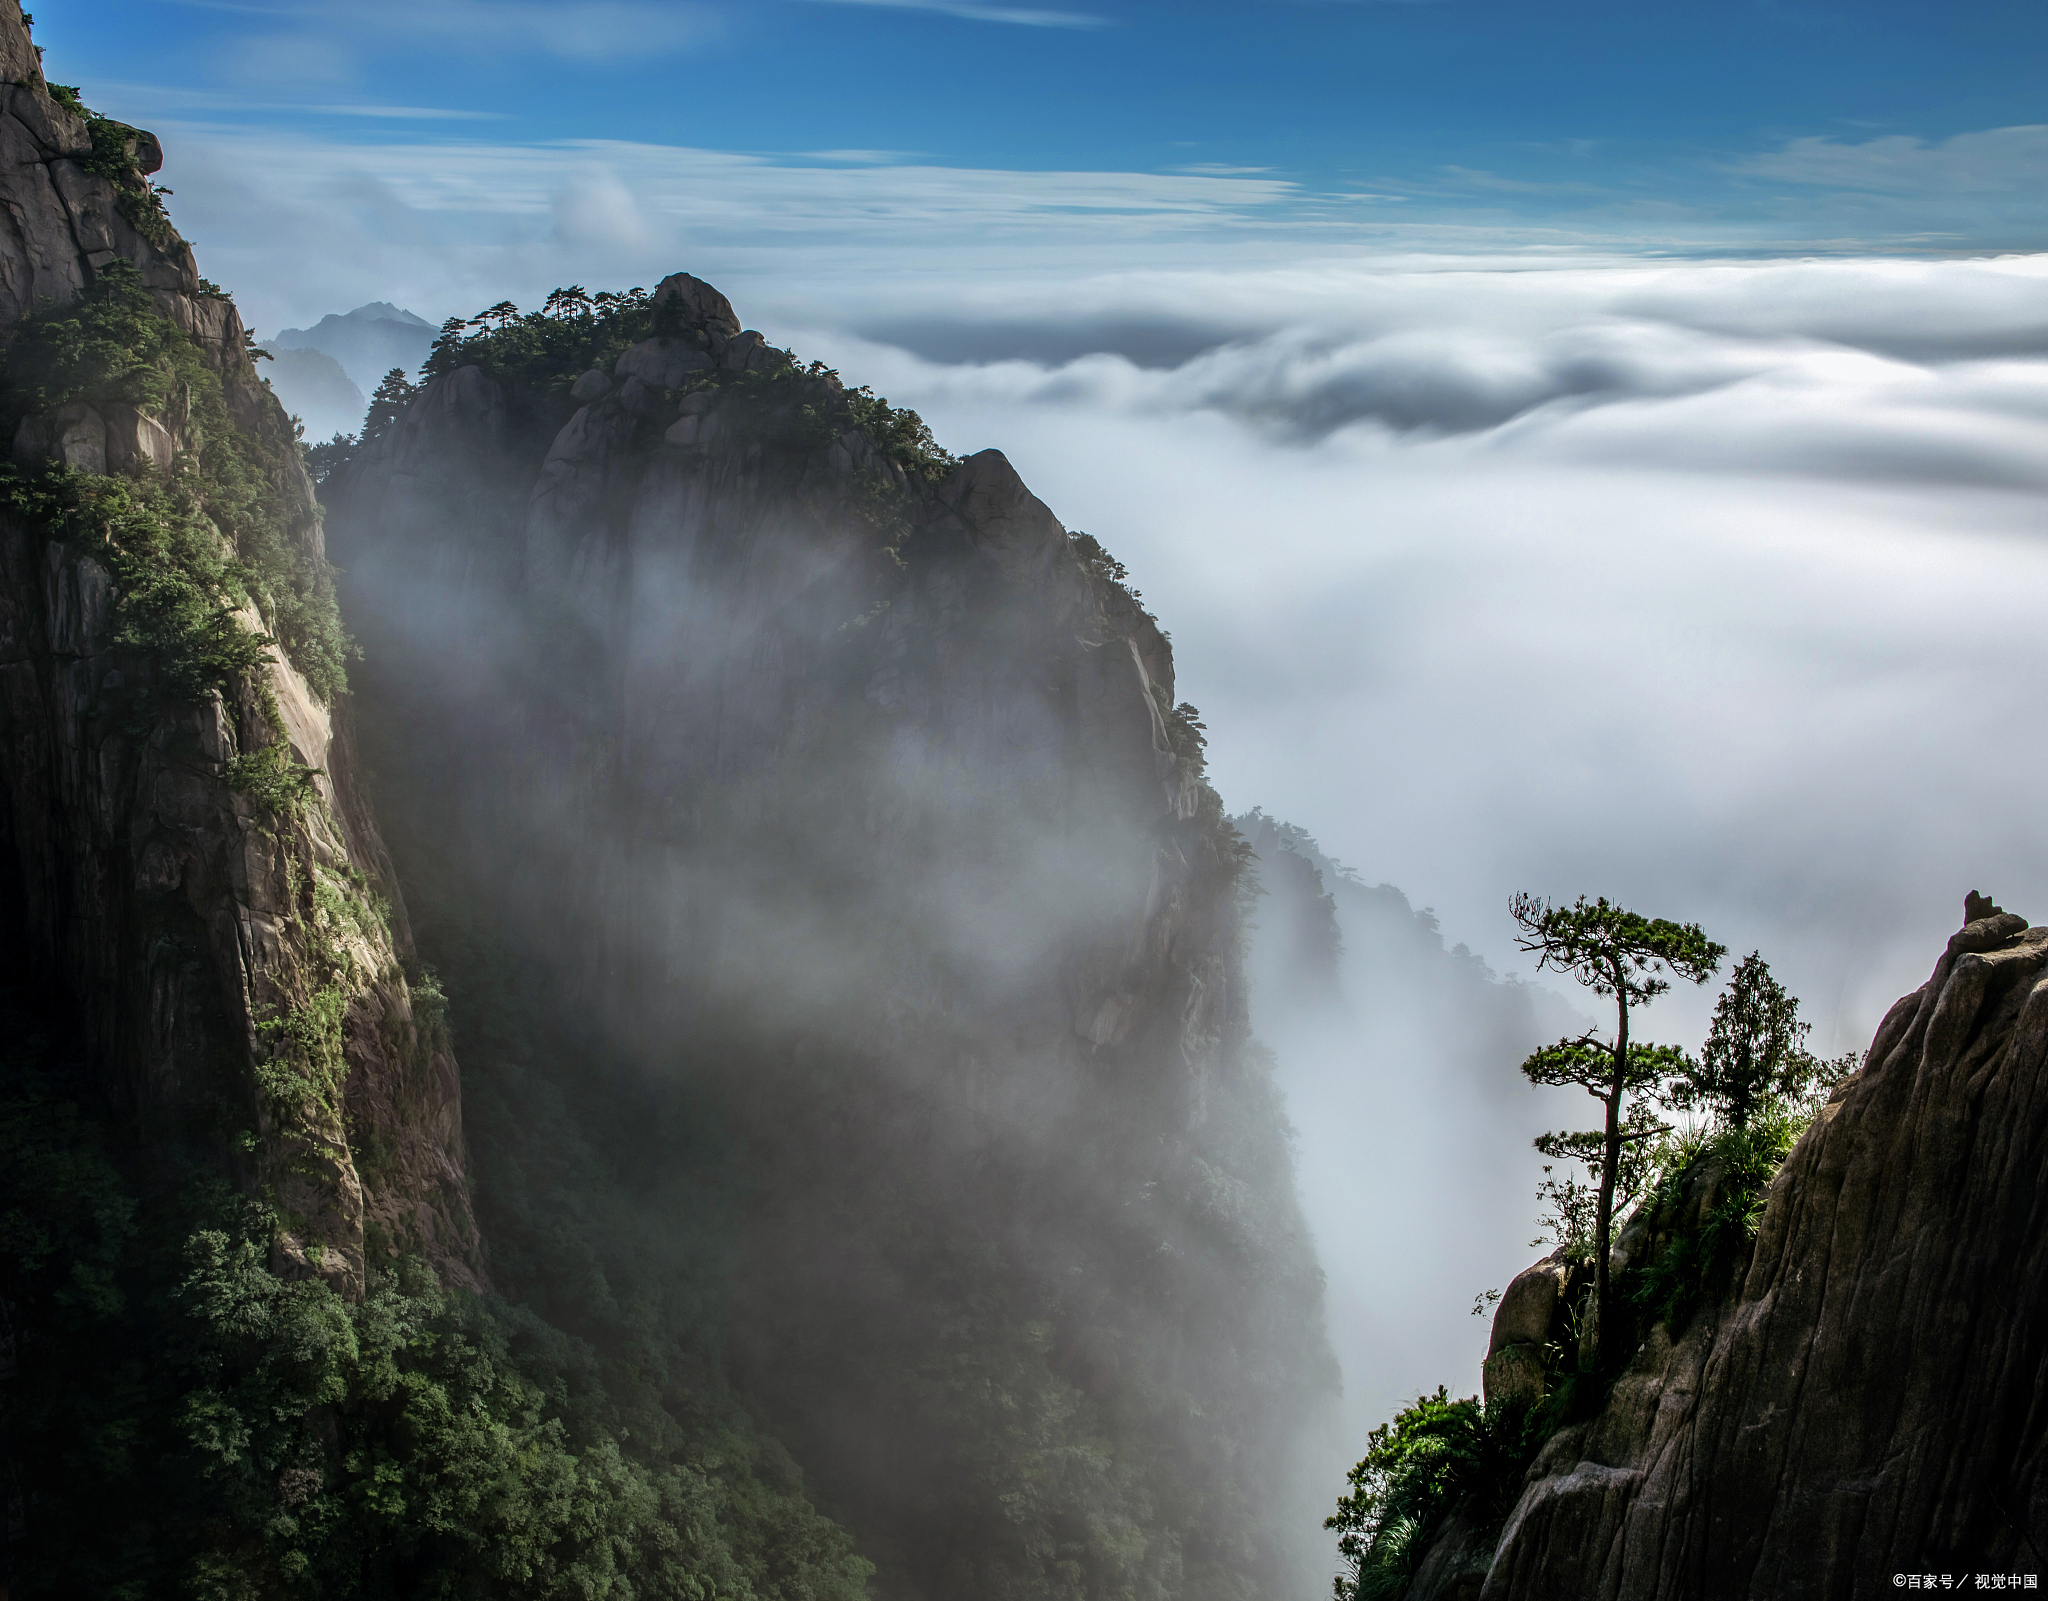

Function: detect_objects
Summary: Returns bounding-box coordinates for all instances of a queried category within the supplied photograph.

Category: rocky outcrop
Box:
[323,274,1332,1599]
[0,0,479,1294]
[1438,900,2048,1597]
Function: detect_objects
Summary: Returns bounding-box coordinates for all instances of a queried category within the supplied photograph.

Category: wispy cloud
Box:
[176,0,721,69]
[799,148,928,164]
[302,103,511,120]
[804,0,1110,28]
[1736,123,2048,194]
[104,86,508,119]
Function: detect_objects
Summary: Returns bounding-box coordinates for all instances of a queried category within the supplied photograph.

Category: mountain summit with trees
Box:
[1330,890,2048,1600]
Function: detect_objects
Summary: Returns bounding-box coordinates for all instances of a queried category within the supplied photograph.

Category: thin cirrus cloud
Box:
[802,0,1111,25]
[1734,123,2048,194]
[201,0,722,69]
[69,82,508,120]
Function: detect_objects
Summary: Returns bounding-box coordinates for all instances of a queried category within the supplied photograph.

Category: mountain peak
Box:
[340,301,433,327]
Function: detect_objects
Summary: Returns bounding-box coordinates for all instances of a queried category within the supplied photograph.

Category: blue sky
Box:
[46,0,2048,268]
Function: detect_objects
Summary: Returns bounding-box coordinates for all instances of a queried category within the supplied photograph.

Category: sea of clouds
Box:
[776,252,2048,1056]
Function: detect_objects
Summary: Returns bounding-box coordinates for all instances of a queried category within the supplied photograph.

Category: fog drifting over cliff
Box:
[788,251,2048,1436]
[778,252,2048,1046]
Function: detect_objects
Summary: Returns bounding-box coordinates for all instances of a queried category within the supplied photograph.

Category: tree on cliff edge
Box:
[1667,950,1827,1132]
[1511,893,1723,1371]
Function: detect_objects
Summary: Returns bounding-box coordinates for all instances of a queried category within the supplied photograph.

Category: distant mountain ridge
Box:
[256,343,365,443]
[272,301,436,392]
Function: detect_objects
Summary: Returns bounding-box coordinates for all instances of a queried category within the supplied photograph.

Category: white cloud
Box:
[1738,124,2048,194]
[772,251,2048,1051]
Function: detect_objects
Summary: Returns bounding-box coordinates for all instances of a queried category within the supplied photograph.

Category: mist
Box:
[315,300,1341,1597]
[760,250,2048,1467]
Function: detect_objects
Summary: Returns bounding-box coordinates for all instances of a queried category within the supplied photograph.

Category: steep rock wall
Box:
[323,279,1334,1599]
[1435,904,2048,1598]
[0,0,478,1295]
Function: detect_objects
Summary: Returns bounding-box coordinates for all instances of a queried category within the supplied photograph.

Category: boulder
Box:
[664,413,719,447]
[651,270,741,340]
[85,117,162,175]
[1488,1256,1569,1355]
[614,337,712,390]
[1482,1343,1547,1410]
[721,329,774,371]
[569,367,613,404]
[104,403,174,472]
[13,401,106,473]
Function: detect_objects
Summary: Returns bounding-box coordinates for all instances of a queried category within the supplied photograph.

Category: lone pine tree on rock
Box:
[1510,893,1724,1371]
[1666,950,1826,1132]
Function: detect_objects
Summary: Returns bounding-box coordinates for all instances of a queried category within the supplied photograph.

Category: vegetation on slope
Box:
[0,261,352,703]
[0,978,872,1600]
[306,285,956,491]
[314,283,1330,1601]
[1327,935,1845,1601]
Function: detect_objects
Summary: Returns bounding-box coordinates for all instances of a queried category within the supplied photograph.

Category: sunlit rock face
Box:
[326,271,1338,1600]
[1408,901,2048,1600]
[0,0,479,1298]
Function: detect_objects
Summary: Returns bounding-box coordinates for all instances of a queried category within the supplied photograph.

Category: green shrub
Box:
[388,285,957,480]
[1327,1388,1544,1600]
[0,984,876,1601]
[419,286,655,393]
[844,382,955,481]
[1624,1095,1823,1335]
[1,262,354,703]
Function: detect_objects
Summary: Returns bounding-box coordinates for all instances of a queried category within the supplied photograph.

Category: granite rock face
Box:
[0,0,480,1295]
[324,273,1333,1598]
[1431,903,2048,1598]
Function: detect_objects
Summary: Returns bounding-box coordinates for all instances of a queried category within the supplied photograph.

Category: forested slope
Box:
[312,270,1337,1600]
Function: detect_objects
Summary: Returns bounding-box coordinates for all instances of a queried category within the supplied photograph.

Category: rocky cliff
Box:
[1413,900,2048,1598]
[319,275,1336,1599]
[0,0,476,1295]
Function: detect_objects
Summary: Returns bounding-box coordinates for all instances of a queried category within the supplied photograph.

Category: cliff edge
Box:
[0,0,479,1295]
[317,273,1336,1600]
[1420,899,2048,1598]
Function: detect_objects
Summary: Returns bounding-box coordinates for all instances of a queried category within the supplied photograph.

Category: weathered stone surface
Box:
[1409,1506,1499,1601]
[651,269,741,339]
[1482,1343,1547,1410]
[614,336,712,390]
[663,411,717,446]
[1489,1255,1568,1355]
[103,403,174,472]
[569,367,612,403]
[1441,898,2048,1598]
[0,0,482,1298]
